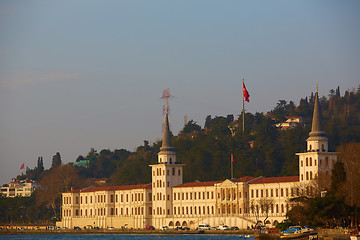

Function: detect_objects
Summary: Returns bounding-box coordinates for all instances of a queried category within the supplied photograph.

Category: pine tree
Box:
[51,152,62,169]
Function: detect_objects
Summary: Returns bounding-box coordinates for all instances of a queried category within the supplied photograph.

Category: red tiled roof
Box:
[64,183,152,194]
[64,189,81,193]
[250,176,299,184]
[233,176,255,182]
[173,180,223,188]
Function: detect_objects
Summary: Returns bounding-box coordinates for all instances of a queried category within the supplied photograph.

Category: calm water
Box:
[0,234,255,240]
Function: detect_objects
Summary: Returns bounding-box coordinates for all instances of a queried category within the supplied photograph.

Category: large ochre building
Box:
[58,90,337,229]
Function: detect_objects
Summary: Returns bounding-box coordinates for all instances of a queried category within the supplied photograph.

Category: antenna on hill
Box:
[184,115,188,127]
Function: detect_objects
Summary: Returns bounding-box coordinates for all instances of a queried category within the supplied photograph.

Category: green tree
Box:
[51,152,62,169]
[181,120,201,134]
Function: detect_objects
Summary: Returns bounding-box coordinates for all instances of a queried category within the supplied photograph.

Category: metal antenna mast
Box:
[161,88,172,131]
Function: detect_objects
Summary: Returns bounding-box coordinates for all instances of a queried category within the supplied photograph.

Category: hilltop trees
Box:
[51,152,62,169]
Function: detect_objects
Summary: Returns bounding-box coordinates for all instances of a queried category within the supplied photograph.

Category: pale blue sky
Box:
[1,0,359,184]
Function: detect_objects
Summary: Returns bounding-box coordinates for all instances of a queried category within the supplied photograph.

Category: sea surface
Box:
[0,234,255,240]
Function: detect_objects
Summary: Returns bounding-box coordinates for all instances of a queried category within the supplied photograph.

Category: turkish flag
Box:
[20,163,24,170]
[243,82,250,102]
[231,154,235,164]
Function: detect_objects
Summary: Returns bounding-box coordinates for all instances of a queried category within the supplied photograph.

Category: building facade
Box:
[58,89,336,229]
[1,179,38,198]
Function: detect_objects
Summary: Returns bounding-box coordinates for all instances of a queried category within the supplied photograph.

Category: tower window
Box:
[178,169,181,175]
[169,157,172,163]
[310,158,312,166]
[172,168,175,175]
[321,144,325,152]
[309,145,312,151]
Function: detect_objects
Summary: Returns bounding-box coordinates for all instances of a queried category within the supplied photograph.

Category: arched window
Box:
[306,158,308,166]
[169,157,172,163]
[306,171,309,180]
[310,171,313,180]
[310,157,312,166]
[321,144,325,152]
[309,144,312,151]
[325,157,329,166]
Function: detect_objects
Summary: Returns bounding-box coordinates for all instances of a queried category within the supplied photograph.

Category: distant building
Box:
[276,116,304,130]
[94,178,110,186]
[58,88,337,230]
[1,179,38,198]
[73,158,93,168]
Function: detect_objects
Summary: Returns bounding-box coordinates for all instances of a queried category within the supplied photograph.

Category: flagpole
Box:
[231,154,233,179]
[242,78,245,133]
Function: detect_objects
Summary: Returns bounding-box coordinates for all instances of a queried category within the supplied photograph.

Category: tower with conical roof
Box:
[296,86,338,188]
[150,108,184,228]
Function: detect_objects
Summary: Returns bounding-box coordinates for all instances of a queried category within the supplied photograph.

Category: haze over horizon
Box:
[1,0,359,185]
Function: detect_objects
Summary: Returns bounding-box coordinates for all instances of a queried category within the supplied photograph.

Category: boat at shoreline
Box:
[280,226,316,239]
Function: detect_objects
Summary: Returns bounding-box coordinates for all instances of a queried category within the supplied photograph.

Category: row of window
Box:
[218,189,248,201]
[154,193,170,201]
[65,192,149,206]
[173,191,214,201]
[251,187,298,199]
[174,205,215,215]
[153,167,181,176]
[251,203,289,214]
[301,157,333,168]
[301,171,314,181]
[153,180,170,188]
[64,206,149,217]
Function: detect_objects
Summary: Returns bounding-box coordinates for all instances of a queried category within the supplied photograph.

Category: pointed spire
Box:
[308,86,327,139]
[159,110,175,154]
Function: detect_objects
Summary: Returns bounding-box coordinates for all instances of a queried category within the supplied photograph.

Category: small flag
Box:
[231,154,235,164]
[20,163,25,170]
[243,81,250,102]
